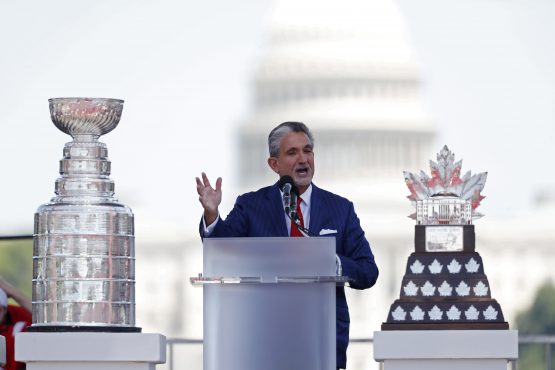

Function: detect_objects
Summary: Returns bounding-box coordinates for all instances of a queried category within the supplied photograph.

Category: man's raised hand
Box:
[196,172,222,225]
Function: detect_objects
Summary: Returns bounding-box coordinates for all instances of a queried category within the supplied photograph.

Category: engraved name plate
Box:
[425,226,463,252]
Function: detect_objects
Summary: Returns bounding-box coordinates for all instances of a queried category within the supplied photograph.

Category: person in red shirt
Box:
[0,278,32,370]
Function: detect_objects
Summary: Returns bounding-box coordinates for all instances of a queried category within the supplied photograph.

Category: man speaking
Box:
[196,121,379,369]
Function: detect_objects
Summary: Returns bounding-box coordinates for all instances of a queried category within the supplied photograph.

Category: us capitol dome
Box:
[237,0,435,362]
[239,0,434,217]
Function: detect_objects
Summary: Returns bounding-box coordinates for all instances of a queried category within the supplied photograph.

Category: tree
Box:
[516,280,555,370]
[0,238,33,299]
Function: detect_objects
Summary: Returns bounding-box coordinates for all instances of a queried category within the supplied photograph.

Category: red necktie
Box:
[290,197,305,237]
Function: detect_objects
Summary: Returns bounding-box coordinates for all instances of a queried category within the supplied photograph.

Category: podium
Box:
[193,237,343,370]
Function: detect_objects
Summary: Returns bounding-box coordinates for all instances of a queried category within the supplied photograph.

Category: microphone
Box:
[279,175,296,215]
[278,176,313,237]
[290,192,298,221]
[278,175,299,194]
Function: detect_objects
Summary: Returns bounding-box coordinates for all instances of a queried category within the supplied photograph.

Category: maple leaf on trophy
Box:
[404,145,487,221]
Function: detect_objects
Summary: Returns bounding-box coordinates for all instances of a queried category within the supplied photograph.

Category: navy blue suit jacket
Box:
[200,182,379,368]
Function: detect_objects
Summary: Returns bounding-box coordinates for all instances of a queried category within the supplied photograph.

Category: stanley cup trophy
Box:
[30,98,138,332]
[382,146,508,329]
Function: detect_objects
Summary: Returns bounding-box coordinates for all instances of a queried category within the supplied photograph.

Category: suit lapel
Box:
[266,183,289,236]
[308,183,324,236]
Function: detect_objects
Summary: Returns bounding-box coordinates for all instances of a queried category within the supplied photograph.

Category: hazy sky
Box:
[0,1,273,236]
[398,0,555,218]
[1,0,554,236]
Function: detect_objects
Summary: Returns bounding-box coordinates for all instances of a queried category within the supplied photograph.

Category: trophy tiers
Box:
[31,98,137,331]
[382,252,507,330]
[46,97,125,203]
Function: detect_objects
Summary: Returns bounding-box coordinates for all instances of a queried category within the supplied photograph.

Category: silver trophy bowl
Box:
[49,97,124,139]
[32,97,137,332]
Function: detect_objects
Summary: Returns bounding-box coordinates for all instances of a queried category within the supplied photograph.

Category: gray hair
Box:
[268,121,314,157]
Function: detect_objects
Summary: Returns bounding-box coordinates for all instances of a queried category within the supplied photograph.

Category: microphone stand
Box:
[288,193,313,237]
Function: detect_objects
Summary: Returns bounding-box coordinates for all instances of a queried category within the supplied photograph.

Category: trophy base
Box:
[26,325,142,333]
[381,322,509,331]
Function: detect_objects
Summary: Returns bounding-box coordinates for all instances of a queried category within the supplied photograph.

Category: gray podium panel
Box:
[203,237,336,370]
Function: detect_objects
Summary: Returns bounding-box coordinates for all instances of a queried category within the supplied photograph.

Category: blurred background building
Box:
[1,0,555,369]
[236,1,432,367]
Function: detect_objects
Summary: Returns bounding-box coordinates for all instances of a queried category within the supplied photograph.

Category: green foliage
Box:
[518,344,546,370]
[517,281,555,334]
[0,238,33,298]
[516,280,555,370]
